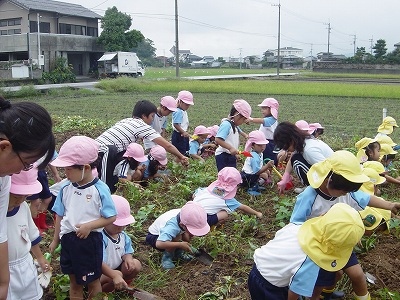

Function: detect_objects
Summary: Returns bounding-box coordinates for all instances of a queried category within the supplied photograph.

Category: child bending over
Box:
[189,125,211,162]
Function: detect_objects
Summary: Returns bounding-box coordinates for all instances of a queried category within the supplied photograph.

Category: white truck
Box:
[97,51,145,78]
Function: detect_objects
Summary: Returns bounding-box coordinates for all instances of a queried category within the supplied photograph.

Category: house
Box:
[0,0,104,76]
[270,47,303,57]
[317,52,346,61]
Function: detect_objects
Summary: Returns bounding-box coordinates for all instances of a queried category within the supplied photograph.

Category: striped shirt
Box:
[96,118,161,153]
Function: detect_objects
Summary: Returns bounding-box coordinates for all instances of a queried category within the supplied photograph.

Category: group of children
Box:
[8,90,400,300]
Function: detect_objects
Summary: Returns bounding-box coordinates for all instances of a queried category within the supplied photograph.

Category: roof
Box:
[9,0,102,19]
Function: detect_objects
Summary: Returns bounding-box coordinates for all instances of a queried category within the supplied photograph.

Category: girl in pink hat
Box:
[142,145,169,181]
[241,130,274,196]
[215,99,252,171]
[171,90,194,156]
[248,98,279,163]
[113,143,148,189]
[201,125,219,159]
[7,168,51,300]
[188,125,211,162]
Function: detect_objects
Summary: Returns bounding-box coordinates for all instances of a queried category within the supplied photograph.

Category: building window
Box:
[29,21,50,33]
[8,29,21,34]
[0,30,7,35]
[0,21,7,27]
[87,27,98,37]
[0,18,21,27]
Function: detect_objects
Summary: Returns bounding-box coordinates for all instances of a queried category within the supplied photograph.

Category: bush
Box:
[42,57,76,84]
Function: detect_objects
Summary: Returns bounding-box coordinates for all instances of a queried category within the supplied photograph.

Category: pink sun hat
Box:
[207,167,242,200]
[193,125,211,136]
[149,145,168,165]
[123,143,147,162]
[112,195,135,227]
[207,125,219,138]
[233,99,252,119]
[160,96,177,111]
[51,136,99,167]
[245,130,269,152]
[295,120,314,134]
[257,98,279,119]
[177,90,194,105]
[180,201,210,236]
[10,168,42,195]
[309,123,324,131]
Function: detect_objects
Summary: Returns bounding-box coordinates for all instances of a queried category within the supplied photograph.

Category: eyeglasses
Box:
[16,151,34,171]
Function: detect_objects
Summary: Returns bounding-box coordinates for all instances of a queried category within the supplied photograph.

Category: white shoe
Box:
[294,187,306,194]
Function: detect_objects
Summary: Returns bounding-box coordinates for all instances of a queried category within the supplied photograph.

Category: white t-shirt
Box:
[192,188,241,214]
[0,176,10,243]
[302,138,333,165]
[144,114,168,150]
[215,120,240,156]
[148,209,180,235]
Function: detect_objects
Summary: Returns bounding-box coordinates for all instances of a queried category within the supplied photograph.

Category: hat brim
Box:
[157,158,168,165]
[181,99,194,105]
[165,105,178,112]
[298,217,354,271]
[10,181,42,195]
[186,223,210,236]
[359,207,390,233]
[50,158,74,167]
[113,215,135,227]
[207,181,239,200]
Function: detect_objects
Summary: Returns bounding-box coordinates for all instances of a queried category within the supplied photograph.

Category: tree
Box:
[132,38,157,66]
[98,6,144,52]
[372,39,387,60]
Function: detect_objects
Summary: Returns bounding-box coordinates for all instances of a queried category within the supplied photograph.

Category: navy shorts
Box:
[240,172,259,188]
[290,153,311,186]
[215,152,237,172]
[145,232,161,250]
[60,231,103,285]
[207,214,219,226]
[26,170,52,200]
[171,131,189,155]
[316,252,359,286]
[248,264,289,300]
[263,140,277,165]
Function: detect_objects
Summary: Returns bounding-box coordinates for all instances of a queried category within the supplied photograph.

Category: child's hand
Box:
[265,160,274,169]
[111,270,127,290]
[49,240,58,254]
[182,131,190,138]
[256,212,263,218]
[179,241,191,252]
[123,256,136,271]
[37,258,51,273]
[75,223,92,239]
[229,147,238,156]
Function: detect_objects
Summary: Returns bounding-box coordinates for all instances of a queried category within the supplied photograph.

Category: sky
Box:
[65,0,400,59]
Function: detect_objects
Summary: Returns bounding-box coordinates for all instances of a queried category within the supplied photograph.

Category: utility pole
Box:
[369,37,374,54]
[352,34,357,56]
[174,0,179,77]
[310,44,313,71]
[272,1,281,76]
[239,48,242,69]
[37,13,41,66]
[326,22,331,59]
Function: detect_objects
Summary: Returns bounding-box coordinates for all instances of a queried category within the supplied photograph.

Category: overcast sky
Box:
[66,0,400,59]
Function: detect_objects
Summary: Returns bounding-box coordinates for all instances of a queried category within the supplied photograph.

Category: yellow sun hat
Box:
[359,167,386,195]
[362,161,386,174]
[379,143,397,159]
[375,135,397,147]
[359,206,391,233]
[298,203,364,272]
[307,150,370,188]
[355,137,376,150]
[377,116,398,134]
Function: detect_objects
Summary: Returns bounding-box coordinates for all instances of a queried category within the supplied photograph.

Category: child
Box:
[375,116,398,139]
[248,203,365,300]
[248,98,279,162]
[101,195,142,292]
[145,201,210,269]
[201,125,219,159]
[295,119,314,135]
[171,90,194,155]
[309,122,324,139]
[49,136,117,300]
[240,130,274,196]
[355,137,380,163]
[7,169,51,300]
[188,125,211,162]
[143,145,169,181]
[113,142,148,189]
[215,99,252,171]
[144,96,177,151]
[290,150,400,300]
[193,167,263,226]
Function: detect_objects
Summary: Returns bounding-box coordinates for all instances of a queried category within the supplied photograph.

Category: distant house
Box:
[191,56,215,68]
[0,0,104,76]
[317,52,346,61]
[272,47,303,57]
[394,42,400,50]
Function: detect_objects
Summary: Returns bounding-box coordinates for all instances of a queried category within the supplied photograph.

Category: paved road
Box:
[0,72,298,92]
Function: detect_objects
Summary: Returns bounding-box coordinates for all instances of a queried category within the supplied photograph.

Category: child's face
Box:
[233,114,246,126]
[197,134,208,144]
[64,166,90,184]
[260,106,272,117]
[104,223,126,235]
[142,112,156,125]
[160,106,173,117]
[369,146,381,161]
[253,143,266,153]
[179,102,191,111]
[8,193,29,210]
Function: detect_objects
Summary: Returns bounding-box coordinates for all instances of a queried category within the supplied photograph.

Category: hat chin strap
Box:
[80,168,85,182]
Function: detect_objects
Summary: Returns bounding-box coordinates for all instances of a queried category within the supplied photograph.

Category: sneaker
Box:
[294,187,306,194]
[175,249,194,262]
[247,188,261,196]
[161,252,175,269]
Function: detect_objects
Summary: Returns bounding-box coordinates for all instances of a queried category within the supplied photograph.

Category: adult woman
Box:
[96,100,188,192]
[273,121,333,194]
[0,96,55,299]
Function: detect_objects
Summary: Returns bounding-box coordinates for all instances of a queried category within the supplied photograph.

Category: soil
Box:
[41,131,400,300]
